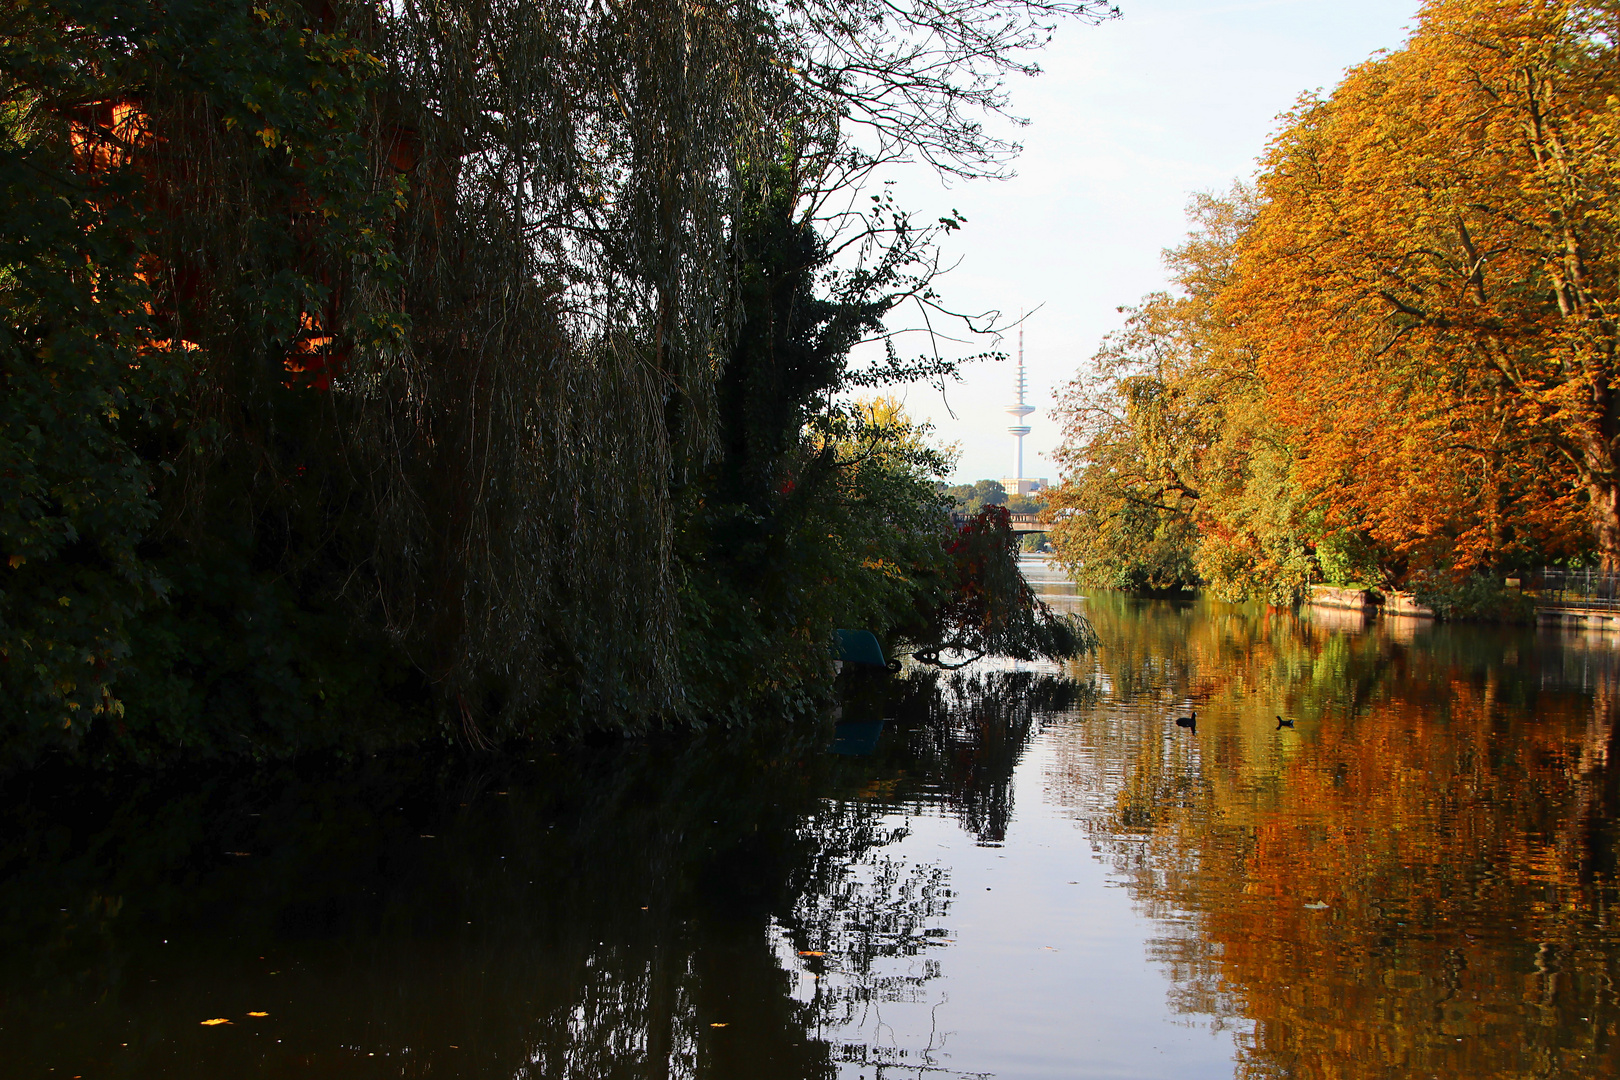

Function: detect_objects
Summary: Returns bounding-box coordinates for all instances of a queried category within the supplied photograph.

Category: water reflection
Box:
[1055,590,1620,1078]
[4,578,1619,1078]
[882,670,1098,845]
[0,669,1084,1079]
[2,730,868,1079]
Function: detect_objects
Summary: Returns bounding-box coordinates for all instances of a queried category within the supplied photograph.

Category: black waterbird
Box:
[1276,715,1295,730]
[1174,711,1196,733]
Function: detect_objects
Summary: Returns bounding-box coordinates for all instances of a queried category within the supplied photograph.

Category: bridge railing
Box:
[1531,568,1620,610]
[946,509,1047,533]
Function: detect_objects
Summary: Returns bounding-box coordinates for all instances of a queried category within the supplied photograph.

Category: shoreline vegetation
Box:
[1045,1,1620,625]
[1,0,1112,772]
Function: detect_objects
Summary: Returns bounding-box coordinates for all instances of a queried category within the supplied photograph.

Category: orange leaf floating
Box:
[709,1023,729,1028]
[200,1018,231,1026]
[796,950,825,957]
[247,1012,269,1017]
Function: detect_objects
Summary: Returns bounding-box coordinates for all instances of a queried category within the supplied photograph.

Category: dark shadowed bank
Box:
[1,1,1108,771]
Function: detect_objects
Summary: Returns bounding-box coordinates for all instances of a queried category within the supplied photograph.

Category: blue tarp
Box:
[835,629,888,667]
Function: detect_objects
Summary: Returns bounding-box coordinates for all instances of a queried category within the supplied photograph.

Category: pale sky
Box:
[870,0,1423,484]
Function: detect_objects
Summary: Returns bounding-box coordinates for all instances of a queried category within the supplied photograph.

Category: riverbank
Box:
[1535,601,1620,632]
[1307,584,1437,618]
[1305,581,1620,633]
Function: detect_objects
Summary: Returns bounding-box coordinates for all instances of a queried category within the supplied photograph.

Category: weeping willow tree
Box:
[343,0,805,729]
[1,0,1115,763]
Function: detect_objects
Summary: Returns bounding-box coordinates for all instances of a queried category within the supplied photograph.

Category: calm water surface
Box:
[3,559,1618,1078]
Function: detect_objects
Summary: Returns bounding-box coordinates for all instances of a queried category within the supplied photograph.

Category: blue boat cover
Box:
[835,629,888,667]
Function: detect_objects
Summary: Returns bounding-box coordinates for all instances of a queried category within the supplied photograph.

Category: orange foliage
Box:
[64,95,380,392]
[67,98,152,174]
[1232,0,1619,576]
[283,311,347,391]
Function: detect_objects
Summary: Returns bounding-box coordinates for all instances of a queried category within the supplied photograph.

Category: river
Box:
[3,558,1617,1078]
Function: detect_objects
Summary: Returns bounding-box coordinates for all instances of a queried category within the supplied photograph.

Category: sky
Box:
[867,0,1424,485]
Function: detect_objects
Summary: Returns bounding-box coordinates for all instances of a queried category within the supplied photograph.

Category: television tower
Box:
[1006,321,1035,481]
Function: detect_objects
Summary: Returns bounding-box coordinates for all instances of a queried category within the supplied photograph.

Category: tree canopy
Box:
[1051,0,1620,606]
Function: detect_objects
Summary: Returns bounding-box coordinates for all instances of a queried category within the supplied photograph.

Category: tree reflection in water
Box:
[24,591,1610,1080]
[1050,595,1620,1079]
[881,669,1100,844]
[0,668,1089,1079]
[783,668,1096,1076]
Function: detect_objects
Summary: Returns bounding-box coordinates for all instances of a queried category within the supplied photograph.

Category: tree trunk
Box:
[1591,479,1620,571]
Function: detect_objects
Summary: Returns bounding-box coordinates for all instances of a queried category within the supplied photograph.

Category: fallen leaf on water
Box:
[200,1018,232,1026]
[1303,901,1330,910]
[797,951,825,957]
[247,1012,269,1017]
[709,1023,728,1028]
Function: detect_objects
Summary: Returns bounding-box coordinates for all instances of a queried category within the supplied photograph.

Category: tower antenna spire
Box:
[1006,313,1035,483]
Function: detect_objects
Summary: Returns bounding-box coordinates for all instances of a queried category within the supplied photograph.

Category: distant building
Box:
[1002,477,1049,498]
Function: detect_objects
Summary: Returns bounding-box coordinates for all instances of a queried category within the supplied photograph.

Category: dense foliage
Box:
[1,0,1108,767]
[941,479,1047,516]
[945,478,1007,513]
[1051,0,1620,606]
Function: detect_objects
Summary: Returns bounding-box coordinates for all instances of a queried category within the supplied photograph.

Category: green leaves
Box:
[1,1,402,757]
[1,34,166,737]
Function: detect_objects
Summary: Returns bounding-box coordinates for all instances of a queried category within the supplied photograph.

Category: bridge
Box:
[949,512,1048,535]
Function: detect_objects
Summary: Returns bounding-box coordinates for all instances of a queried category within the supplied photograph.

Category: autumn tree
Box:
[1049,190,1334,602]
[1054,1,1619,605]
[1233,0,1616,576]
[945,479,1008,514]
